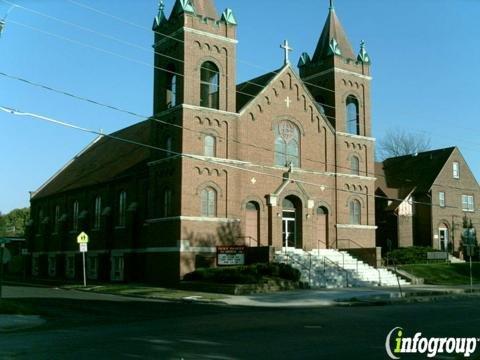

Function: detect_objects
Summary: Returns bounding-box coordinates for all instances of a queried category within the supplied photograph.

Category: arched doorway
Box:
[438,223,449,251]
[245,201,260,247]
[282,196,302,249]
[316,206,329,249]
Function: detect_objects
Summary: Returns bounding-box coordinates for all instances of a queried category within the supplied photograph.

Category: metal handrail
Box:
[320,254,350,288]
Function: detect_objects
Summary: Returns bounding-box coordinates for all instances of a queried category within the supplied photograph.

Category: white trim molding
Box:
[182,104,239,117]
[336,224,378,230]
[146,216,240,224]
[183,27,238,44]
[336,132,376,142]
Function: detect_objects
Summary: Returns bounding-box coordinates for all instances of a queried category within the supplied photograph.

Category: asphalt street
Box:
[1,285,479,360]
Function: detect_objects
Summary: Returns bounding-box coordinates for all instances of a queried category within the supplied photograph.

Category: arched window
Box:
[200,61,219,109]
[346,95,360,135]
[118,191,127,227]
[201,187,217,217]
[349,199,361,225]
[275,120,300,167]
[164,136,173,158]
[351,156,360,175]
[204,134,216,157]
[166,64,177,108]
[73,201,79,231]
[94,196,102,229]
[163,188,172,217]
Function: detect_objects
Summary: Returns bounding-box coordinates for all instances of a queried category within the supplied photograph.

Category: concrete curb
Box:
[0,315,46,332]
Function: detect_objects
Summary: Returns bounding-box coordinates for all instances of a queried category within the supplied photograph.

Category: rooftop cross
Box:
[280,40,293,65]
[159,0,165,11]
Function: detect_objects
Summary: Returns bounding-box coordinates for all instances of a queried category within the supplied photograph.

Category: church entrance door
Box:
[282,211,296,249]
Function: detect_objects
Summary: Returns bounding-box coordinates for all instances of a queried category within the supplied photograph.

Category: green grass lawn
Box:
[0,299,37,315]
[400,263,480,285]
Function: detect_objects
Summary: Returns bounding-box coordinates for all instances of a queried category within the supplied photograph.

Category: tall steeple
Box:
[298,1,372,136]
[311,0,355,62]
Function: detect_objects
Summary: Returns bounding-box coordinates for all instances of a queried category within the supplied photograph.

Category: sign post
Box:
[77,232,89,287]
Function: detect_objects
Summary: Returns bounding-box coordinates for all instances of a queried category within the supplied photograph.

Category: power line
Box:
[2,3,479,195]
[1,104,474,213]
[2,68,479,199]
[4,0,340,103]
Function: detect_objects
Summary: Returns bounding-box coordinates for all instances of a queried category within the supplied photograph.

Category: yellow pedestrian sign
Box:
[77,232,89,244]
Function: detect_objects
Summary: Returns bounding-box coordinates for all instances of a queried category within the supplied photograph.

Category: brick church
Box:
[27,0,377,283]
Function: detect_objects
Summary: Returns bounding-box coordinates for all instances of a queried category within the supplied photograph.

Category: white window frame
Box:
[439,192,446,208]
[462,195,475,212]
[453,162,460,179]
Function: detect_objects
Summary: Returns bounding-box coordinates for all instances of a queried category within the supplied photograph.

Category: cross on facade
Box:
[280,40,293,65]
[284,96,292,108]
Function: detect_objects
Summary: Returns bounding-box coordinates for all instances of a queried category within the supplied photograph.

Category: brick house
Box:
[27,0,377,283]
[375,147,480,253]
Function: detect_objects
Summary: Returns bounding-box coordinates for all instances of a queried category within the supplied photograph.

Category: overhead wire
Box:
[2,68,480,198]
[2,1,479,198]
[1,104,474,213]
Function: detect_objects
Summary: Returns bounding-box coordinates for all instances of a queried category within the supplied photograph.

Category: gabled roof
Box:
[312,6,355,62]
[32,121,151,200]
[380,147,456,195]
[236,69,279,112]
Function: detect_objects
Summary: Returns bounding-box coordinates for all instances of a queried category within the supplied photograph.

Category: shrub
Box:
[386,246,439,265]
[183,263,300,284]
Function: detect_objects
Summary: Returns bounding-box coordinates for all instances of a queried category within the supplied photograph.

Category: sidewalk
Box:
[219,284,480,308]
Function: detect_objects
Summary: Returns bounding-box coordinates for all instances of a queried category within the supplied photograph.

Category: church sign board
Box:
[217,246,246,266]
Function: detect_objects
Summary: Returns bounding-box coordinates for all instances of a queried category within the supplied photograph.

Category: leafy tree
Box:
[0,212,6,237]
[377,129,431,160]
[0,208,30,236]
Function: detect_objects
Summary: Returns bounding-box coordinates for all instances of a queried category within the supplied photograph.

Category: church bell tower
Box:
[152,0,238,115]
[298,1,372,137]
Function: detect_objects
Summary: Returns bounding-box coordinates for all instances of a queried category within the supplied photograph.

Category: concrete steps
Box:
[274,248,410,289]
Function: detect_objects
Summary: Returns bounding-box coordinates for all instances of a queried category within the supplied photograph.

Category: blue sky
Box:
[0,0,479,214]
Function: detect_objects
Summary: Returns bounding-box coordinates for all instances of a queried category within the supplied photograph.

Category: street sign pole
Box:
[470,255,473,293]
[77,232,89,288]
[82,251,86,288]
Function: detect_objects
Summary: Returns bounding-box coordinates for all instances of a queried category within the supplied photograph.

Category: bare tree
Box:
[377,129,431,160]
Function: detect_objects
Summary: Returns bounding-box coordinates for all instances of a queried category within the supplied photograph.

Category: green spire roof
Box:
[172,0,195,16]
[357,40,371,64]
[152,1,168,30]
[221,8,237,25]
[312,4,355,62]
